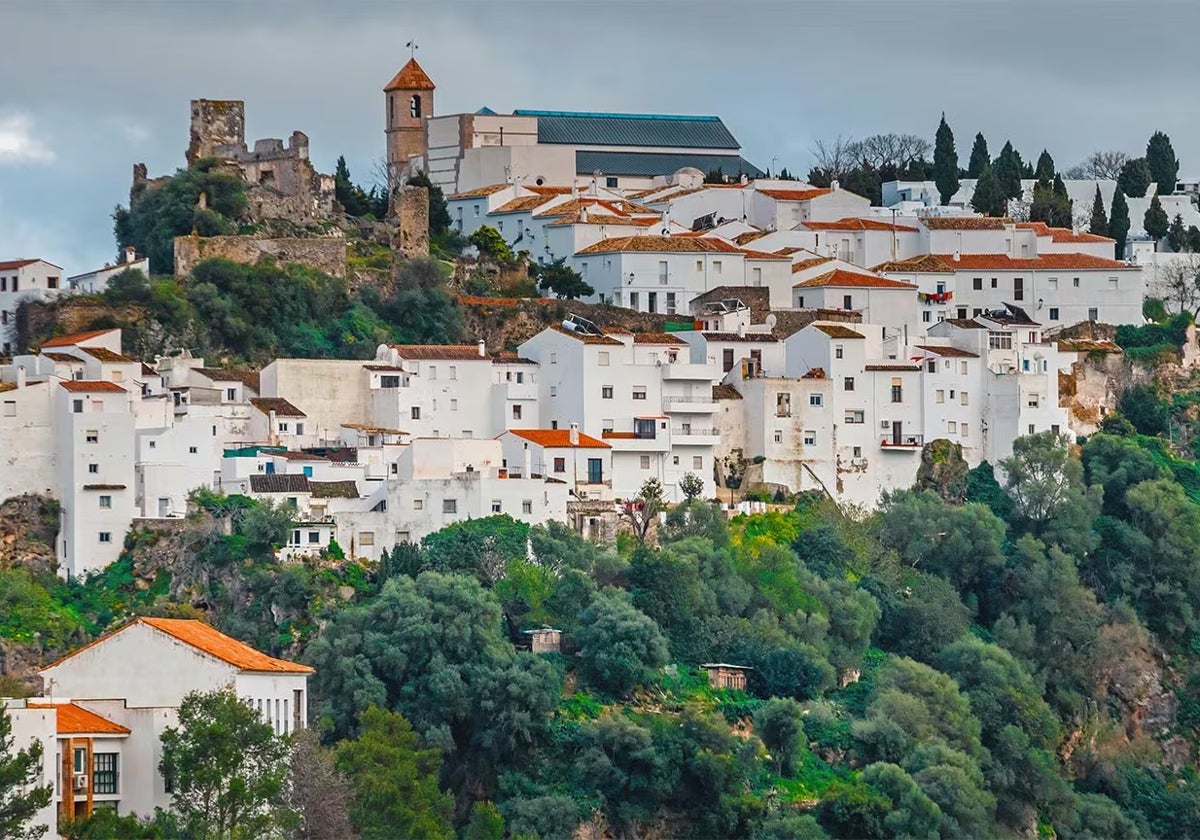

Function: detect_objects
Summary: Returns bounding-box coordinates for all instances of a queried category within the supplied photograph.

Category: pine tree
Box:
[1035,150,1055,187]
[933,114,960,205]
[993,142,1023,201]
[970,163,1005,217]
[1109,189,1131,259]
[1167,214,1187,252]
[1144,194,1170,242]
[1088,186,1108,237]
[1146,131,1179,198]
[967,133,990,179]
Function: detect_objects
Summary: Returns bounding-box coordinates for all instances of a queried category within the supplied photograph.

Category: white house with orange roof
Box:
[5,616,313,830]
[499,425,613,499]
[791,268,920,339]
[0,258,65,354]
[747,183,872,230]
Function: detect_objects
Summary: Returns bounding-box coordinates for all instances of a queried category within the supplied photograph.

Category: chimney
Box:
[831,179,840,191]
[569,422,580,446]
[737,321,746,337]
[16,367,26,389]
[124,245,137,264]
[580,204,588,223]
[268,409,278,446]
[477,339,486,357]
[953,249,961,262]
[523,443,532,478]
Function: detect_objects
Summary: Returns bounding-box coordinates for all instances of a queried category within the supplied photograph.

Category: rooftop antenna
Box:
[406,40,419,59]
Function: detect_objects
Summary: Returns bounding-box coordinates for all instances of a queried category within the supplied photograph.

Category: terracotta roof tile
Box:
[632,332,687,345]
[60,380,126,393]
[81,347,137,363]
[548,324,624,345]
[448,184,510,199]
[507,429,610,448]
[195,368,261,391]
[43,352,81,363]
[309,480,361,499]
[757,188,832,201]
[141,617,314,673]
[930,253,1130,270]
[803,217,919,232]
[713,383,742,400]
[912,344,979,358]
[28,703,130,735]
[575,235,742,255]
[791,256,835,273]
[546,213,657,228]
[383,58,435,91]
[865,363,921,371]
[701,332,780,342]
[250,397,305,417]
[794,269,917,289]
[945,318,987,329]
[390,344,488,360]
[741,248,793,260]
[525,185,575,196]
[873,254,955,273]
[920,216,1012,230]
[41,329,118,348]
[733,230,770,245]
[813,323,865,339]
[249,473,310,494]
[492,195,558,214]
[0,259,40,271]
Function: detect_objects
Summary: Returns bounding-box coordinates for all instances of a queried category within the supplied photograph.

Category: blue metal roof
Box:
[516,109,741,150]
[575,150,764,179]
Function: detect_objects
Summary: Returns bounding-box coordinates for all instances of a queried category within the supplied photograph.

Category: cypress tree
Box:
[1035,150,1055,187]
[993,142,1023,201]
[967,133,990,179]
[1109,189,1131,258]
[1144,194,1169,242]
[1146,131,1179,198]
[1187,226,1200,253]
[1050,174,1073,228]
[1088,186,1108,237]
[933,114,960,205]
[1167,214,1187,252]
[970,163,1005,217]
[1117,158,1152,198]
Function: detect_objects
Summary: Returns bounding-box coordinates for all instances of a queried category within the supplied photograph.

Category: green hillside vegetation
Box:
[6,417,1200,837]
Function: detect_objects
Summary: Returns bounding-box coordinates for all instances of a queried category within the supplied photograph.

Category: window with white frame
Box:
[639,455,651,469]
[809,394,822,406]
[443,499,458,514]
[773,429,782,443]
[99,495,112,509]
[522,500,533,514]
[803,430,816,446]
[693,456,703,469]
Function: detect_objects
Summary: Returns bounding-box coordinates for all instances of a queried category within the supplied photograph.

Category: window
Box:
[961,391,969,405]
[491,500,502,513]
[948,421,958,433]
[74,747,87,774]
[803,430,817,446]
[639,455,651,469]
[512,404,522,419]
[835,345,843,359]
[987,331,1013,350]
[449,365,457,380]
[673,455,680,465]
[602,419,614,433]
[549,387,557,398]
[891,378,903,403]
[598,351,610,366]
[658,260,668,284]
[936,390,945,404]
[1048,277,1058,290]
[99,495,112,509]
[602,386,613,399]
[776,392,792,416]
[522,500,533,514]
[809,394,822,406]
[722,349,735,372]
[99,532,112,543]
[713,260,723,275]
[291,530,301,545]
[927,360,936,373]
[442,499,458,514]
[922,311,931,323]
[972,277,982,290]
[843,376,854,391]
[189,446,198,454]
[550,353,558,365]
[413,499,423,510]
[1028,424,1036,435]
[308,531,320,544]
[410,94,422,118]
[990,278,998,288]
[1088,307,1099,321]
[72,399,83,414]
[845,410,865,424]
[960,361,968,374]
[693,456,703,469]
[606,176,618,188]
[451,398,458,411]
[1013,278,1024,301]
[843,294,853,310]
[380,375,400,388]
[360,532,374,546]
[751,267,762,287]
[553,457,565,473]
[632,386,647,400]
[1049,307,1059,320]
[949,389,955,399]
[278,422,289,433]
[666,292,677,314]
[1073,277,1080,288]
[773,429,782,443]
[961,423,969,438]
[88,463,98,474]
[629,292,639,310]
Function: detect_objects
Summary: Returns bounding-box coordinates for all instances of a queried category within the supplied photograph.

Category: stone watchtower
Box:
[187,99,246,165]
[383,58,435,195]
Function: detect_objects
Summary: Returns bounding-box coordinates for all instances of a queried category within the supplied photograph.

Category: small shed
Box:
[522,628,563,654]
[700,663,752,691]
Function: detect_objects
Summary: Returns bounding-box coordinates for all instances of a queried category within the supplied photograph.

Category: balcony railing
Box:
[919,291,953,305]
[880,434,924,448]
[664,395,715,403]
[673,428,718,437]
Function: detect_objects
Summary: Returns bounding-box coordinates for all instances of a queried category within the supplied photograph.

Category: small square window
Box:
[961,423,969,438]
[835,346,844,359]
[512,405,522,419]
[843,376,854,391]
[550,353,558,365]
[972,277,982,290]
[99,495,112,509]
[308,531,320,544]
[809,394,822,406]
[413,499,424,510]
[693,456,703,469]
[550,386,557,397]
[1049,307,1060,320]
[86,430,99,443]
[189,446,198,454]
[598,352,610,366]
[602,386,613,399]
[88,463,99,474]
[639,455,651,469]
[99,532,112,543]
[442,499,458,514]
[961,391,969,405]
[852,446,862,458]
[411,406,421,420]
[491,499,502,513]
[632,387,647,400]
[948,421,958,433]
[553,457,565,473]
[522,500,533,514]
[72,399,83,414]
[774,429,782,443]
[359,532,374,546]
[803,430,817,446]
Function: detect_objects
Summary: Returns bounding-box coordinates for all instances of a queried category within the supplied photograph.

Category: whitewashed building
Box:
[0,259,65,354]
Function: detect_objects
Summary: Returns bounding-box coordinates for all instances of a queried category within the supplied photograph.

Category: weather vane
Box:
[406,40,419,59]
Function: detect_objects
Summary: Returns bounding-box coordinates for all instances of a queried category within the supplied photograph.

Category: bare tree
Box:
[1155,254,1200,317]
[853,133,931,170]
[286,729,357,840]
[810,135,860,179]
[1071,150,1130,181]
[619,478,667,544]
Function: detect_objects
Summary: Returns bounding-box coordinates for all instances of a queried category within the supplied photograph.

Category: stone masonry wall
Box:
[174,234,347,278]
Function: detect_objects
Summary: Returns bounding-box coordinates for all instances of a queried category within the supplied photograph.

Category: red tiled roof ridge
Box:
[507,428,611,448]
[383,57,435,91]
[40,328,118,348]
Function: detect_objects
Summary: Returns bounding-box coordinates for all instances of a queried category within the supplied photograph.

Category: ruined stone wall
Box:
[392,186,430,259]
[173,234,347,278]
[187,99,246,164]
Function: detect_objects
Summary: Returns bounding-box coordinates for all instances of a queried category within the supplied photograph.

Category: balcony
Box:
[672,427,720,445]
[663,394,718,413]
[919,291,953,305]
[661,362,717,381]
[603,430,670,452]
[880,433,924,449]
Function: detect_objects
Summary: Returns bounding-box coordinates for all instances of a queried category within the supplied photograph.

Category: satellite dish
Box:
[765,313,778,330]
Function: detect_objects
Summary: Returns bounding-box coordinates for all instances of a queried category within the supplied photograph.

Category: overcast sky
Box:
[1,0,1196,273]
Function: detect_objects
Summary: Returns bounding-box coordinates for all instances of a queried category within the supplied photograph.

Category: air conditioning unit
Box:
[73,774,88,791]
[576,490,589,500]
[879,420,890,430]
